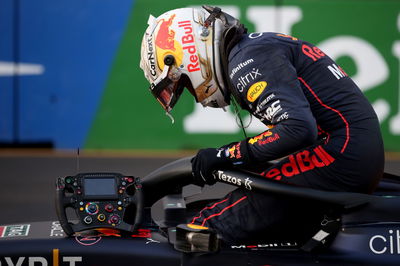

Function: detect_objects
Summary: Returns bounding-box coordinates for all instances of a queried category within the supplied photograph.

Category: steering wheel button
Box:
[108,214,120,225]
[127,177,133,183]
[117,201,122,205]
[86,203,99,215]
[117,207,123,211]
[97,214,106,222]
[79,207,84,211]
[121,181,127,186]
[83,216,93,224]
[105,204,114,212]
[65,177,72,184]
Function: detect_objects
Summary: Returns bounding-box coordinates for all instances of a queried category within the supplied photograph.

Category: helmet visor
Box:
[149,65,184,113]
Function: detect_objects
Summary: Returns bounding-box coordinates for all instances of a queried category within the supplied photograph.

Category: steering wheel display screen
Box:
[84,178,117,197]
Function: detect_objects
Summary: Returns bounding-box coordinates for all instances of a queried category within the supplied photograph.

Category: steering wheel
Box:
[55,173,144,236]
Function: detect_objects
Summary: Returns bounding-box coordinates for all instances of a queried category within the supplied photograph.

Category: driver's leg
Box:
[189,186,323,243]
[189,144,360,243]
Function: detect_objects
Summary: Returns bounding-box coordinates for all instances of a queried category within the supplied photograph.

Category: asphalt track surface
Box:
[0,149,399,225]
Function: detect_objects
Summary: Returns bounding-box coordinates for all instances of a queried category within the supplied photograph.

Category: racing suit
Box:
[190,32,384,242]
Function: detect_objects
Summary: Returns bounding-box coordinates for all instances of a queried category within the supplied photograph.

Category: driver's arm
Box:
[192,41,318,185]
[225,42,318,166]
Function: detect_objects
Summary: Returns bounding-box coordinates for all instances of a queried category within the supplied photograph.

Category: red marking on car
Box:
[131,229,152,238]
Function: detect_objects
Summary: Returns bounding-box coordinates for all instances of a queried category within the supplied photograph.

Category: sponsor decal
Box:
[131,229,152,238]
[147,34,157,77]
[216,148,224,158]
[254,93,276,114]
[261,146,335,180]
[75,235,102,246]
[178,20,200,72]
[247,81,267,102]
[244,178,253,190]
[155,14,176,51]
[302,44,326,62]
[255,99,283,123]
[265,100,282,121]
[0,224,30,238]
[276,33,298,41]
[258,133,280,145]
[50,221,64,237]
[369,230,400,254]
[0,249,82,266]
[93,228,152,239]
[227,146,235,158]
[145,238,160,245]
[236,68,262,92]
[95,228,122,237]
[231,241,297,249]
[154,14,184,71]
[327,63,348,80]
[276,111,289,122]
[214,171,253,190]
[248,131,273,145]
[249,32,263,39]
[230,58,254,79]
[227,143,242,160]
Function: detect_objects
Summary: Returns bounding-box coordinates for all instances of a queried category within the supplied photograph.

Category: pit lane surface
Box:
[0,149,399,225]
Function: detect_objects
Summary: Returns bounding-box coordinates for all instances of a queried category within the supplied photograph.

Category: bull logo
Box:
[155,14,176,51]
[154,14,184,70]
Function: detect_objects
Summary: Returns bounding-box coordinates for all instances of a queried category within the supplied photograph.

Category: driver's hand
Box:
[191,148,231,186]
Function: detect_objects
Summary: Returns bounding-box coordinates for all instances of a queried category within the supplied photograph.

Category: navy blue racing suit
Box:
[190,32,384,242]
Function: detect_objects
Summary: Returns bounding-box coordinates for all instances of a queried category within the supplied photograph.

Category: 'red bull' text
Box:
[262,145,335,180]
[178,21,200,72]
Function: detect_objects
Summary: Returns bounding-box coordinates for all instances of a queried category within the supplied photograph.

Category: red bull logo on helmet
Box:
[155,14,176,51]
[155,14,183,70]
[154,14,201,73]
[178,20,200,72]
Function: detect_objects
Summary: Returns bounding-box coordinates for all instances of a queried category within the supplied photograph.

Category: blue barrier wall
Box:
[0,0,134,148]
[0,0,15,142]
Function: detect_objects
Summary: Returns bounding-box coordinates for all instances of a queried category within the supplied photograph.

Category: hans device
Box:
[56,173,143,236]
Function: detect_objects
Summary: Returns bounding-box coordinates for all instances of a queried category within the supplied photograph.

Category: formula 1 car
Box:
[0,157,400,265]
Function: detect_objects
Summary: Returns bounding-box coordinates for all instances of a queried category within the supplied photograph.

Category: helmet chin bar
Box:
[149,55,181,124]
[150,65,175,114]
[150,64,171,100]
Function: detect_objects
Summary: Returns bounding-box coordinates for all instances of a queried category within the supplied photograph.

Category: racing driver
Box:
[139,6,384,242]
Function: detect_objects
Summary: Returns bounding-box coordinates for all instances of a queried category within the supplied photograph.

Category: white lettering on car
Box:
[369,230,400,255]
[214,170,252,190]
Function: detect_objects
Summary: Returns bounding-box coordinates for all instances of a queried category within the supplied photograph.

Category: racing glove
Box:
[191,148,231,186]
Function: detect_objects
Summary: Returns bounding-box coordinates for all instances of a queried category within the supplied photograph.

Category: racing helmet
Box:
[140,6,239,115]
